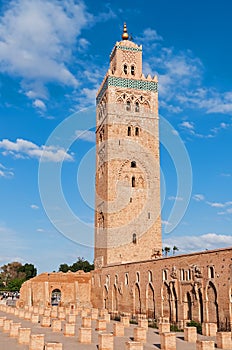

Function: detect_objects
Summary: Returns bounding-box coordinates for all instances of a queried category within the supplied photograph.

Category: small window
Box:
[127,126,131,136]
[162,269,167,281]
[136,272,140,282]
[135,102,139,112]
[131,65,135,75]
[135,127,139,136]
[133,233,137,244]
[130,197,132,203]
[115,275,118,284]
[125,273,129,285]
[180,269,185,281]
[148,270,152,282]
[123,94,126,99]
[209,266,215,279]
[126,101,131,111]
[148,212,151,219]
[124,64,128,74]
[132,176,135,187]
[131,161,136,168]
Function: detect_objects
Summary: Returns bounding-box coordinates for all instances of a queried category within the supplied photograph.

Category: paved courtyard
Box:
[0,308,226,350]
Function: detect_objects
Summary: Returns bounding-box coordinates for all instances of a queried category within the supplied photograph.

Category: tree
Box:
[58,257,94,273]
[18,263,37,280]
[163,247,171,257]
[173,246,179,255]
[0,261,37,290]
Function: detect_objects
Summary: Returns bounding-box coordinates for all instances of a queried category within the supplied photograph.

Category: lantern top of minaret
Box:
[121,22,129,40]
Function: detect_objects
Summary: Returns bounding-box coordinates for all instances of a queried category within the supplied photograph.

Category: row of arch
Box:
[103,281,219,326]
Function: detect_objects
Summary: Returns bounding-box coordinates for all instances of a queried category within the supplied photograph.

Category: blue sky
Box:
[0,0,232,273]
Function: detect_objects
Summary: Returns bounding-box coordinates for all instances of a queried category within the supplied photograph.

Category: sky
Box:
[0,0,232,273]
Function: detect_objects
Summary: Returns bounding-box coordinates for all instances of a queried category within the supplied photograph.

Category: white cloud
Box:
[75,130,95,143]
[0,0,92,91]
[0,138,74,162]
[0,163,14,178]
[36,228,45,232]
[163,233,232,253]
[221,173,231,177]
[136,28,163,43]
[33,99,46,111]
[180,121,194,130]
[207,201,232,208]
[30,204,39,210]
[193,194,205,202]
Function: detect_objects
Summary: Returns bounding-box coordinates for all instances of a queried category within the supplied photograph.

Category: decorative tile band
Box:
[116,45,142,52]
[97,76,158,103]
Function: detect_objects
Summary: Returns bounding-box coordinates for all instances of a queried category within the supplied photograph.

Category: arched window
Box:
[136,272,140,282]
[125,273,129,285]
[148,270,152,282]
[131,161,136,168]
[135,127,139,136]
[209,266,215,279]
[135,102,139,112]
[127,126,131,136]
[132,176,135,187]
[133,233,137,244]
[131,65,135,75]
[162,270,167,281]
[126,100,131,111]
[124,64,128,74]
[115,274,118,284]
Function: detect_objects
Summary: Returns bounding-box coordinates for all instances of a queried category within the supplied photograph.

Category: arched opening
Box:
[135,283,141,314]
[127,126,131,136]
[131,161,136,168]
[135,101,139,112]
[132,176,135,187]
[51,289,61,306]
[125,273,129,285]
[126,100,131,111]
[103,286,109,310]
[123,64,128,74]
[209,266,215,279]
[171,284,178,323]
[131,65,135,75]
[133,233,137,244]
[187,292,192,320]
[113,285,118,311]
[207,282,219,326]
[199,288,204,323]
[135,127,139,136]
[147,284,155,319]
[162,283,171,320]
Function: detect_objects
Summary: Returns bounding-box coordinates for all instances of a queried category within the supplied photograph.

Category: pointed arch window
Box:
[124,64,128,75]
[131,65,135,75]
[131,161,136,168]
[126,100,131,111]
[132,176,135,187]
[135,127,139,136]
[127,126,131,136]
[135,102,139,112]
[133,233,137,244]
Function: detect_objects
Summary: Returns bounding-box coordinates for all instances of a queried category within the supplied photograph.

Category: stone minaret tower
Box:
[94,24,162,269]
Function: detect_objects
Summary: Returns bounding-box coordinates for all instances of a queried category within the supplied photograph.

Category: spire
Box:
[122,22,129,40]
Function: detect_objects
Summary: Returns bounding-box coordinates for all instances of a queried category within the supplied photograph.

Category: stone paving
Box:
[0,306,230,350]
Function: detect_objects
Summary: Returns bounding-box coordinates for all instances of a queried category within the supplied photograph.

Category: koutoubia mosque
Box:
[19,24,232,333]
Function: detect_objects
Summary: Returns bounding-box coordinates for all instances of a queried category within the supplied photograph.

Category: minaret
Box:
[94,24,162,269]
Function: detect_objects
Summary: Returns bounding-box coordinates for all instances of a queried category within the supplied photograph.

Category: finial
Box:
[122,22,129,40]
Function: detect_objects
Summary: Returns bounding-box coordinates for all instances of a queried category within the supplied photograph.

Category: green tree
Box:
[58,257,94,273]
[18,263,37,280]
[173,246,179,255]
[163,247,171,257]
[0,261,37,290]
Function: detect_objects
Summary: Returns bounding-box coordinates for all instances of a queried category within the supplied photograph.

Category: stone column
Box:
[96,319,107,331]
[9,322,21,337]
[196,340,215,350]
[138,319,148,329]
[133,327,147,343]
[78,327,92,344]
[18,327,31,344]
[113,322,124,336]
[66,314,76,324]
[184,326,197,342]
[31,314,39,323]
[159,322,170,333]
[160,332,176,350]
[3,319,12,333]
[216,332,232,349]
[98,333,114,350]
[125,342,143,350]
[52,319,62,332]
[121,316,130,327]
[41,316,51,327]
[29,334,45,350]
[82,316,92,328]
[63,323,75,336]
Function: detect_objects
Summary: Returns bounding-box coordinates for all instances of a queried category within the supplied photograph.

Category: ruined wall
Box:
[91,247,232,330]
[20,270,91,308]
